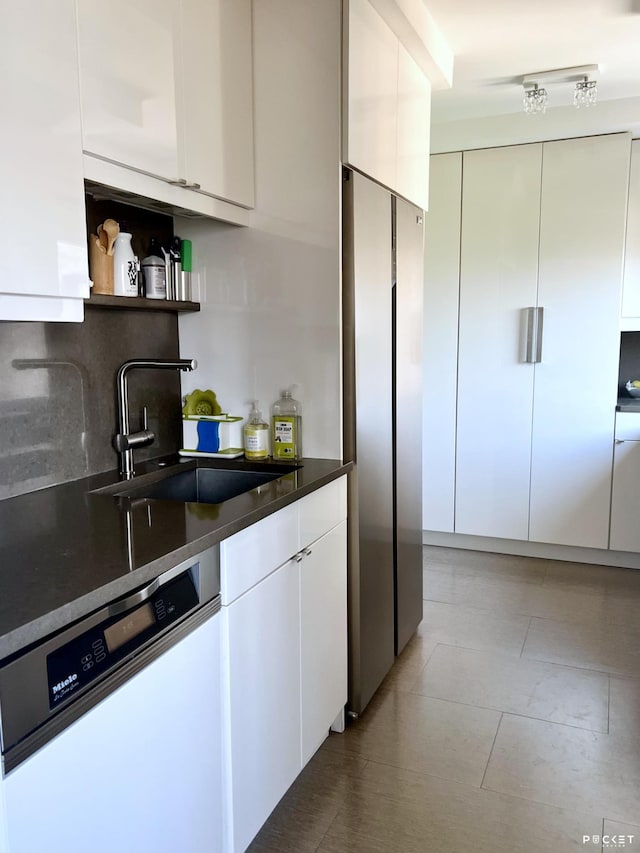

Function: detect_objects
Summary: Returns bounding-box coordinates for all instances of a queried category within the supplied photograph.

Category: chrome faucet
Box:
[113,358,197,479]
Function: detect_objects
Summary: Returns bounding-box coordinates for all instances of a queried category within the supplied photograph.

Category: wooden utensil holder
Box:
[89,235,114,295]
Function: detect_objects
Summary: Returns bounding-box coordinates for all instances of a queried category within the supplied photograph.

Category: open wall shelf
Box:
[85,294,200,313]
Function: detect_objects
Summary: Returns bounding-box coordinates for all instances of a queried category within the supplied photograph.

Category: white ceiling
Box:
[428,0,640,124]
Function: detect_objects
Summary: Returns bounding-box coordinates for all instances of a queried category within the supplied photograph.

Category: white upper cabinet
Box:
[180,0,255,208]
[345,0,399,194]
[396,42,431,210]
[621,139,640,329]
[78,0,180,181]
[77,0,254,212]
[344,0,432,210]
[0,0,89,322]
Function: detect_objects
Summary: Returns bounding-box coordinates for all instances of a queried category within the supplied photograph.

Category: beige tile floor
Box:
[250,546,640,853]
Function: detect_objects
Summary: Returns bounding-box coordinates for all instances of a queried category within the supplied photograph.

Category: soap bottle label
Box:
[273,417,295,458]
[143,265,166,299]
[245,429,268,456]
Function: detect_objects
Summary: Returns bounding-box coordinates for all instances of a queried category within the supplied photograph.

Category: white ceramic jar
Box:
[113,232,138,297]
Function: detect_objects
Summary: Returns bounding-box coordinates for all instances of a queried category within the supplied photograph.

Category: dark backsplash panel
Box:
[619,332,640,396]
[0,306,182,500]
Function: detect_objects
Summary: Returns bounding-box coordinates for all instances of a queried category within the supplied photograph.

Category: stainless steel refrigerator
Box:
[342,168,424,716]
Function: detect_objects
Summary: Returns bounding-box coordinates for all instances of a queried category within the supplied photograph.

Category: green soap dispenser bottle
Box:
[271,389,302,460]
[243,401,269,460]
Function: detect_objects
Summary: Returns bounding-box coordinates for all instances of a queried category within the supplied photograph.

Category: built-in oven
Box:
[0,546,220,773]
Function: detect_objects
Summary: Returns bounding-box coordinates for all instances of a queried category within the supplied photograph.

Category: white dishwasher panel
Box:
[2,614,222,853]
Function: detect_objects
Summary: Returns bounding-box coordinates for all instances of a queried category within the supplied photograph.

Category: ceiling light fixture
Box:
[574,77,598,109]
[523,84,548,115]
[521,64,599,115]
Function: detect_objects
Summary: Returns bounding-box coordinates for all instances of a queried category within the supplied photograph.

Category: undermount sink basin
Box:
[111,466,282,505]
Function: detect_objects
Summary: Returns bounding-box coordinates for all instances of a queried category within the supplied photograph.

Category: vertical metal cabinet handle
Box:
[535,307,544,363]
[525,307,536,363]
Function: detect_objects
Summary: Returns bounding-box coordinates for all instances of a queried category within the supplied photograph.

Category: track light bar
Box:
[521,64,599,88]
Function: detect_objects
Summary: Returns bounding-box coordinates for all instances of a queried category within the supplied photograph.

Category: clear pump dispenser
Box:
[243,401,269,460]
[271,389,302,460]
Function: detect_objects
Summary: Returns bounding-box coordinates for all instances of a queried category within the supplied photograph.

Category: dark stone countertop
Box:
[0,456,351,661]
[617,398,640,413]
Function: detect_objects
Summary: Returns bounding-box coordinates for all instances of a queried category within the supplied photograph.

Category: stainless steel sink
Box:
[120,467,280,504]
[93,462,299,505]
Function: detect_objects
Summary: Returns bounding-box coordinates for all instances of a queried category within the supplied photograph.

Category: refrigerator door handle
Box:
[535,307,544,363]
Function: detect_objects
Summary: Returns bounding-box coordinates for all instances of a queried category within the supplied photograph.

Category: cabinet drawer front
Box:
[615,412,640,441]
[220,503,298,604]
[299,476,347,547]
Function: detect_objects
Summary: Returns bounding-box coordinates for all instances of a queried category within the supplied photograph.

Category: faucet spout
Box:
[114,358,197,479]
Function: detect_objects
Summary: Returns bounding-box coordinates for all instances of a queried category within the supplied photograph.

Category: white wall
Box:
[178,0,342,459]
[431,95,640,154]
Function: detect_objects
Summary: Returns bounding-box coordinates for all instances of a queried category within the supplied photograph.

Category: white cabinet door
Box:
[422,153,461,533]
[0,0,88,322]
[455,144,542,540]
[2,615,223,853]
[180,0,254,207]
[222,559,301,853]
[300,520,347,765]
[345,0,399,193]
[529,134,629,548]
[0,786,7,853]
[622,140,640,326]
[610,440,640,552]
[78,0,180,181]
[396,42,431,211]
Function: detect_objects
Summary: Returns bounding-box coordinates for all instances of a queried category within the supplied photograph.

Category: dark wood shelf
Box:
[85,294,200,313]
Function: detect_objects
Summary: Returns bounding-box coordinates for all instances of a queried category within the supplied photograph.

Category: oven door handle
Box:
[107,578,161,618]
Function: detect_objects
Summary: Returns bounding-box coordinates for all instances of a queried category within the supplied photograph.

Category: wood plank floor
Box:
[249,546,640,852]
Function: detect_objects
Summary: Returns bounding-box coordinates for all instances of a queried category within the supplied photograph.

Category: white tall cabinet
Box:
[424,133,630,550]
[621,140,640,328]
[529,135,629,547]
[422,153,461,533]
[456,144,542,540]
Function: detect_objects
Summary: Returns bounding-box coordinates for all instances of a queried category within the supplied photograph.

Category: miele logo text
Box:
[52,673,78,694]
